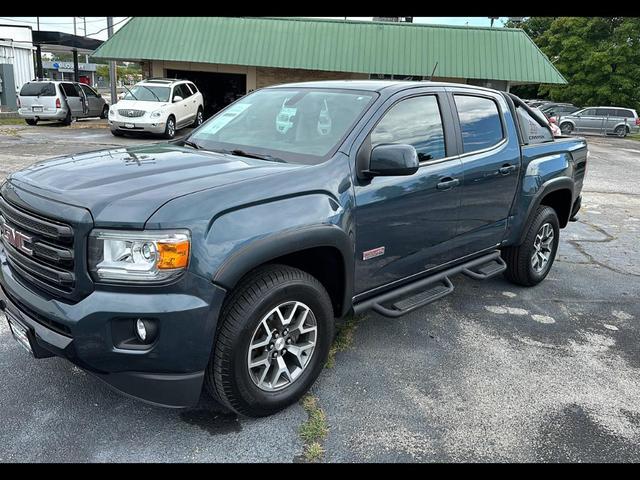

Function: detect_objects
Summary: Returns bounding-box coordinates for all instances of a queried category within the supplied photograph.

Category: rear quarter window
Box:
[515,106,554,144]
[19,82,56,96]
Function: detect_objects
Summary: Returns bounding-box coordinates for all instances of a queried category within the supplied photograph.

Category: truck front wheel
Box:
[501,206,560,286]
[205,264,334,417]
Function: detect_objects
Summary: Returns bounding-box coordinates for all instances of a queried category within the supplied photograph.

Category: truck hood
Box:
[8,143,303,227]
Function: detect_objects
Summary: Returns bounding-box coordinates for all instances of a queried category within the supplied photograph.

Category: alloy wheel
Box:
[531,222,555,273]
[247,301,317,392]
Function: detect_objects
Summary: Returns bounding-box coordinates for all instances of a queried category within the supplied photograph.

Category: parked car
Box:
[17,80,109,126]
[559,106,640,137]
[539,103,580,120]
[0,81,587,417]
[108,78,204,138]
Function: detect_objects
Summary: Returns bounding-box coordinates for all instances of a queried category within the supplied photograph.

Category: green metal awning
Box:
[92,17,567,85]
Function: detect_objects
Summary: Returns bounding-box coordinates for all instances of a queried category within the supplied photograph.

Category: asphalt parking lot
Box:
[1,120,639,462]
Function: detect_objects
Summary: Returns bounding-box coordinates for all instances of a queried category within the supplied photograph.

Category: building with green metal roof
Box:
[92,17,566,117]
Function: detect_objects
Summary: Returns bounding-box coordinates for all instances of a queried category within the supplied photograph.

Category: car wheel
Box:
[163,116,176,139]
[100,105,109,119]
[25,119,37,126]
[614,125,627,138]
[501,206,560,287]
[192,108,204,128]
[110,128,124,137]
[560,122,573,135]
[205,264,334,417]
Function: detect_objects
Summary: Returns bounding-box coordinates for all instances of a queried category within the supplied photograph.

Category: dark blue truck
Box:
[0,81,587,417]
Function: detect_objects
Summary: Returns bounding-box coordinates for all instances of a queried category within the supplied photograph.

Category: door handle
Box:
[499,164,517,175]
[436,177,460,190]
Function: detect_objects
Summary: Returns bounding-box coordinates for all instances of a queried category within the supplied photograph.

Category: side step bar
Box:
[353,251,507,318]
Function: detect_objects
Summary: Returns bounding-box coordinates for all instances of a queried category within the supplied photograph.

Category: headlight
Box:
[88,229,190,283]
[150,110,163,118]
[108,108,114,116]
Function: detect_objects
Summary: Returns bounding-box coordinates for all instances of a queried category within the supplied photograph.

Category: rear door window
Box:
[19,82,56,96]
[454,95,505,153]
[61,83,80,97]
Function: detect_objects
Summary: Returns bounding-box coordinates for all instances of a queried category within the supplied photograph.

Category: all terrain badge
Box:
[363,246,385,261]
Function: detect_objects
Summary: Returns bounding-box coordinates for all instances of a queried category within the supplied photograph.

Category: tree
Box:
[508,17,640,111]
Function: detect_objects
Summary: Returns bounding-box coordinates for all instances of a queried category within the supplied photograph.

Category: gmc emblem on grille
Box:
[1,223,33,256]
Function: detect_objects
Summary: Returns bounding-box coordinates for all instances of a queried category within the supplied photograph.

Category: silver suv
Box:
[559,106,640,137]
[17,80,109,126]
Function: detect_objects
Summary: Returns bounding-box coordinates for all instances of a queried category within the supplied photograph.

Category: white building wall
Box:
[0,26,35,92]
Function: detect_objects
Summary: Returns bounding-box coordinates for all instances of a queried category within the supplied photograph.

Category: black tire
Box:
[205,264,334,417]
[192,107,204,128]
[560,122,573,135]
[614,125,627,138]
[111,128,124,137]
[100,105,109,119]
[163,115,176,139]
[61,109,72,126]
[501,205,560,287]
[25,118,37,126]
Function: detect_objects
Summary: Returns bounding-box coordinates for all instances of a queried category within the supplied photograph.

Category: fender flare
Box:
[518,177,574,245]
[213,224,355,316]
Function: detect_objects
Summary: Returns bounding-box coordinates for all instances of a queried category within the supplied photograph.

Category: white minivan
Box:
[18,81,109,125]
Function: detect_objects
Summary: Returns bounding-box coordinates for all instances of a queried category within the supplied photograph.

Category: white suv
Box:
[109,78,204,138]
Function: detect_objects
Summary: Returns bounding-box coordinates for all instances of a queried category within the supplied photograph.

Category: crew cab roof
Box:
[266,79,501,95]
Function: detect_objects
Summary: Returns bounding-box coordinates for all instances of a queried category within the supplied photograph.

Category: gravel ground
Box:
[0,123,638,462]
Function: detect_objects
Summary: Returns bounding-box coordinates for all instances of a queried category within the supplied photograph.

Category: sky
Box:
[0,17,513,41]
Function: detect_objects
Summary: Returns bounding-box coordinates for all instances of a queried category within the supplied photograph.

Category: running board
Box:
[353,251,503,318]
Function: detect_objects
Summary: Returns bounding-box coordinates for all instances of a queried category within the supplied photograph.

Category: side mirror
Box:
[365,144,419,177]
[173,95,183,103]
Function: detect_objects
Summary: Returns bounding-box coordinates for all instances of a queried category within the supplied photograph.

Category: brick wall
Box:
[256,67,368,89]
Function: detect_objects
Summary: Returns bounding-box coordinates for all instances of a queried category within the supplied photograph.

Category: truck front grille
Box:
[0,195,76,297]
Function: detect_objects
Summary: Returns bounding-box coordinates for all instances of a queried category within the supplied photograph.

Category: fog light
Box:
[135,318,147,342]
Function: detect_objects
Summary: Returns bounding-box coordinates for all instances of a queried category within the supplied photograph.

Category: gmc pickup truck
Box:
[0,81,587,417]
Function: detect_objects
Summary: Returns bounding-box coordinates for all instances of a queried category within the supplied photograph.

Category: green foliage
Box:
[512,17,640,110]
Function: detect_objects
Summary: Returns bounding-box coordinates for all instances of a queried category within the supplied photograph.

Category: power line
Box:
[85,17,130,37]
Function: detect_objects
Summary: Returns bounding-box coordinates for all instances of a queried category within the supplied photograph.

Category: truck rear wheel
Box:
[501,206,560,286]
[205,264,334,417]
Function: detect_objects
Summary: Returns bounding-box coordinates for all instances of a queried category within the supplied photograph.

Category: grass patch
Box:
[299,394,329,462]
[325,314,364,369]
[0,118,24,126]
[628,133,640,141]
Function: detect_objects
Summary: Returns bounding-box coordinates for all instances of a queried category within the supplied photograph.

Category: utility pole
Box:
[83,17,87,36]
[73,17,77,36]
[107,17,117,105]
[36,17,40,30]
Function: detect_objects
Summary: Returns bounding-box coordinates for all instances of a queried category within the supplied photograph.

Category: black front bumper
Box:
[0,249,227,408]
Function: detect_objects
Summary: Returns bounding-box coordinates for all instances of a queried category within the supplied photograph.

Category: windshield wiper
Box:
[211,148,285,163]
[139,85,161,102]
[121,84,138,101]
[183,140,201,150]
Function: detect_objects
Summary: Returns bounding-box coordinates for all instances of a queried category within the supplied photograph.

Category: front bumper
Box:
[109,118,167,134]
[0,247,227,408]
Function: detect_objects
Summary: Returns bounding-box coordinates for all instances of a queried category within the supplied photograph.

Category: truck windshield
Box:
[123,85,170,102]
[187,88,377,165]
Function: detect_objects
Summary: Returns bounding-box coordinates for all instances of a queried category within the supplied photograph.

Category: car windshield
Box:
[123,85,171,102]
[187,88,377,165]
